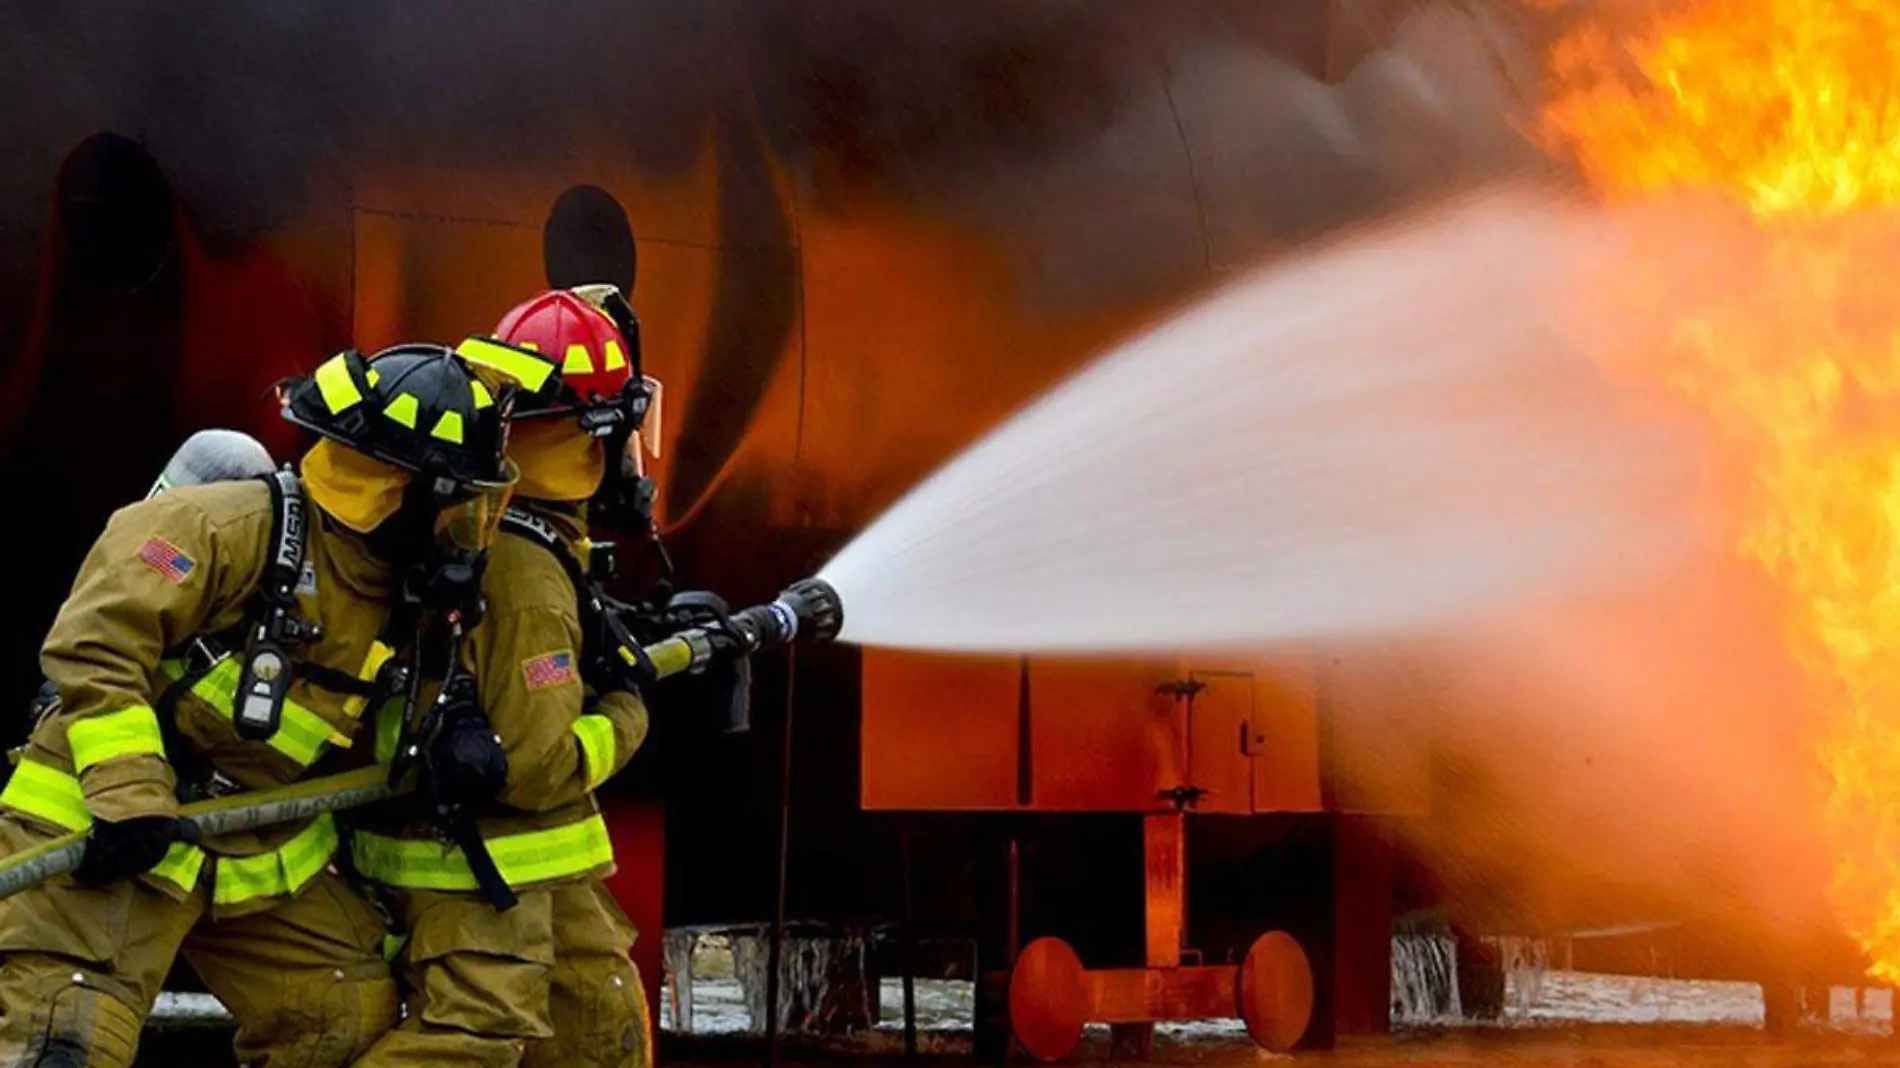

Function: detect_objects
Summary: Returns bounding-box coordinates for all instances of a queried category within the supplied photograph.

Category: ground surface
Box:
[130,959,1900,1065]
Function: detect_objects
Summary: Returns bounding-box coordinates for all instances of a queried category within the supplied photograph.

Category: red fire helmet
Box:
[491,288,634,415]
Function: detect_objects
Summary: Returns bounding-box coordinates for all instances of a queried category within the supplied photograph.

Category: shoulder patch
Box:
[136,537,197,583]
[521,650,577,692]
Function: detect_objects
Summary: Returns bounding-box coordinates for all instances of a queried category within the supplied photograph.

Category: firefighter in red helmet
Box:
[351,288,659,1068]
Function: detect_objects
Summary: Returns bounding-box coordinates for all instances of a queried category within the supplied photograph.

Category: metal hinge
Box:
[1157,678,1208,699]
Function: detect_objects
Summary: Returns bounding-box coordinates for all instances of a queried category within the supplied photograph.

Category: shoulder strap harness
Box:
[498,506,657,689]
[228,468,320,740]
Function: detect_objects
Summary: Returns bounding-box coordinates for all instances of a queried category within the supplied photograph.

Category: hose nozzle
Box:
[780,577,845,644]
[729,577,843,651]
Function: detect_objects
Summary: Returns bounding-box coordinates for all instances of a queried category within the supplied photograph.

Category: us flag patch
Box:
[521,650,577,692]
[136,537,197,583]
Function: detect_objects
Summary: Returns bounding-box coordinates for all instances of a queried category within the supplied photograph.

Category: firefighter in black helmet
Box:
[0,341,543,1068]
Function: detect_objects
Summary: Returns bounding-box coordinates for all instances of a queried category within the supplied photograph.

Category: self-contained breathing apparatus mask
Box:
[386,466,519,626]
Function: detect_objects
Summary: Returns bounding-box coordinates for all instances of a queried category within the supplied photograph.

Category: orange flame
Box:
[1540,0,1900,979]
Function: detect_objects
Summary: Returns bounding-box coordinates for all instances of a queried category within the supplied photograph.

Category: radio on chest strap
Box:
[231,469,322,740]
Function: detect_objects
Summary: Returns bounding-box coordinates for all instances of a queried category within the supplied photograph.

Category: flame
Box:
[1539,1,1900,979]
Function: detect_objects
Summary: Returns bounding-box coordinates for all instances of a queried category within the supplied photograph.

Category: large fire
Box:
[1539,1,1900,978]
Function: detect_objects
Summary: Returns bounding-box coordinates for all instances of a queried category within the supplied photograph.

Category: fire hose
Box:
[0,577,843,900]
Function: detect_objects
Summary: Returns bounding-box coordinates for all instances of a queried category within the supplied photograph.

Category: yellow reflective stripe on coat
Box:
[351,814,614,891]
[0,759,91,831]
[572,715,616,791]
[373,698,405,766]
[0,761,204,892]
[212,813,338,906]
[67,706,166,771]
[160,657,346,766]
[151,840,206,893]
[344,642,395,720]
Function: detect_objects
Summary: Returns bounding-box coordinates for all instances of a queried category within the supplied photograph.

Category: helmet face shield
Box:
[619,421,644,479]
[431,461,518,560]
[613,378,664,479]
[638,375,663,461]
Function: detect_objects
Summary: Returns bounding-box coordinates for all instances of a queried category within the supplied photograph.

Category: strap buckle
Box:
[176,769,243,804]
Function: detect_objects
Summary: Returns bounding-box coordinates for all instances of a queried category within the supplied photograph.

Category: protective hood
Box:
[301,437,408,534]
[509,416,605,502]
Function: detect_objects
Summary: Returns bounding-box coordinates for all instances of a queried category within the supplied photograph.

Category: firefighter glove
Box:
[73,814,201,885]
[427,709,509,809]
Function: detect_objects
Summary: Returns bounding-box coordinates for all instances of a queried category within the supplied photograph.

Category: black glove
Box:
[73,814,202,886]
[425,710,508,809]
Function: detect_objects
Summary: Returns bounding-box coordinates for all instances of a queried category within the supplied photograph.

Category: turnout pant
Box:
[526,878,649,1068]
[360,876,649,1068]
[0,818,398,1068]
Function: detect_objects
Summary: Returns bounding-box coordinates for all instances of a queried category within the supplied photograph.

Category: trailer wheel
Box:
[1008,937,1087,1062]
[1237,930,1314,1052]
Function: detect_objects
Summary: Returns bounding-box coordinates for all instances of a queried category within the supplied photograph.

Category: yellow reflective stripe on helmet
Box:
[430,410,465,444]
[344,642,396,720]
[164,657,344,766]
[0,759,91,832]
[470,380,495,410]
[67,706,165,772]
[351,813,614,891]
[383,393,420,429]
[150,841,206,893]
[212,813,338,906]
[602,339,628,372]
[314,354,364,414]
[573,715,616,792]
[563,343,595,374]
[367,368,382,387]
[457,337,555,393]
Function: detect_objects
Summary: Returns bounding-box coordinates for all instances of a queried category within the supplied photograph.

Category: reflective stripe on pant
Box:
[523,878,649,1068]
[0,817,397,1068]
[353,887,556,1068]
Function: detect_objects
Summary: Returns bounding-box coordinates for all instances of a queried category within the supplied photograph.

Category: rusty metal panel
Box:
[1331,817,1397,1036]
[1180,668,1256,816]
[1320,646,1434,816]
[862,652,1335,815]
[1082,966,1236,1024]
[1027,658,1175,812]
[1254,657,1324,813]
[860,650,1021,810]
[351,208,542,348]
[1144,814,1186,967]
